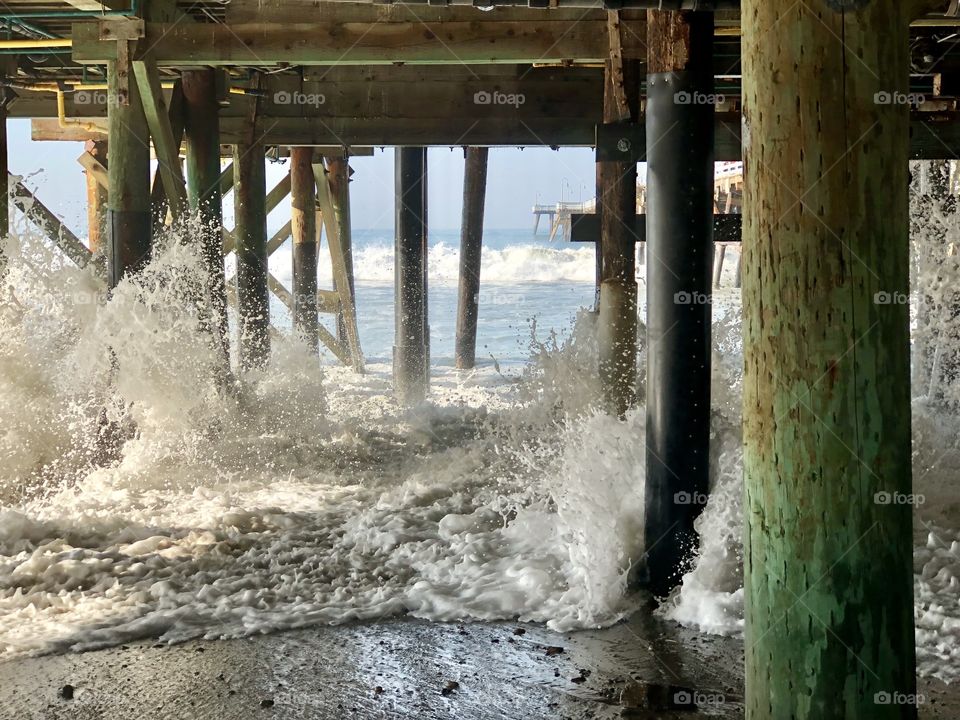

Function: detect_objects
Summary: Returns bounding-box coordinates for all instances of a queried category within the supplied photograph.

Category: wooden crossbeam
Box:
[314,160,364,373]
[149,80,185,230]
[77,150,109,191]
[9,175,92,268]
[222,172,290,256]
[133,60,188,219]
[73,16,642,66]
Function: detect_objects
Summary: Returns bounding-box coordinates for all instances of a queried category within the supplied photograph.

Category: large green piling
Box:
[182,69,228,367]
[455,146,488,371]
[233,141,269,370]
[290,146,318,353]
[106,60,151,287]
[742,2,916,717]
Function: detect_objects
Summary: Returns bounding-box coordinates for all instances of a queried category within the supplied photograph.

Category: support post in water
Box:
[290,146,318,354]
[742,1,916,716]
[394,146,429,403]
[106,58,151,287]
[455,146,489,370]
[326,157,356,346]
[597,45,641,417]
[84,140,108,255]
[0,92,7,276]
[643,9,714,598]
[233,141,269,370]
[182,69,228,366]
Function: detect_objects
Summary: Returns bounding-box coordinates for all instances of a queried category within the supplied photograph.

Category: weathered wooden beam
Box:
[133,60,188,220]
[742,1,916,717]
[222,173,290,256]
[234,141,270,370]
[597,47,641,418]
[10,175,92,268]
[0,97,8,275]
[73,14,645,66]
[106,57,151,287]
[183,68,229,373]
[149,81,185,234]
[290,146,318,353]
[325,158,355,345]
[315,159,364,373]
[83,139,108,253]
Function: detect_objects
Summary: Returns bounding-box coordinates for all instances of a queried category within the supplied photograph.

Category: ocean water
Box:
[268,228,599,367]
[1,198,959,688]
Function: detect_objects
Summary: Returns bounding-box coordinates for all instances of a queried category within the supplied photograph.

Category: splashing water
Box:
[1,185,959,688]
[661,178,960,683]
[0,218,649,657]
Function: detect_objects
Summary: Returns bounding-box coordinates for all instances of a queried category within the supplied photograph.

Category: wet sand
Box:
[0,613,956,720]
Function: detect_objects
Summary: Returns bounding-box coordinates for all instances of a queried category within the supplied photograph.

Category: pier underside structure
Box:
[0,1,959,717]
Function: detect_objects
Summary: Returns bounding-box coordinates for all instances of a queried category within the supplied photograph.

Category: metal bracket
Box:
[596,121,643,163]
[100,19,144,107]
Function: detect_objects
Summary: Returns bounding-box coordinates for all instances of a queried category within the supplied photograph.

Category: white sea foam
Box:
[0,185,958,689]
[270,241,599,289]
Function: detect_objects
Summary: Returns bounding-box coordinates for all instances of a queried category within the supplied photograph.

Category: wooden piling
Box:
[233,142,269,370]
[394,147,429,403]
[182,69,228,366]
[290,147,318,353]
[0,96,7,276]
[326,157,356,346]
[84,140,108,254]
[106,59,151,287]
[643,10,715,598]
[597,56,641,417]
[455,147,488,370]
[712,243,726,288]
[742,2,916,717]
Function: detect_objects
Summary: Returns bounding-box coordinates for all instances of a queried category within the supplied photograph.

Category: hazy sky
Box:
[8,119,600,235]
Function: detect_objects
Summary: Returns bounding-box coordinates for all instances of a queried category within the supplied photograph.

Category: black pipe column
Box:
[455,147,489,370]
[394,147,429,403]
[643,10,715,598]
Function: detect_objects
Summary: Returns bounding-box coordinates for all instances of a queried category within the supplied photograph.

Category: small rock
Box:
[513,628,526,636]
[545,646,564,657]
[571,669,591,684]
[441,680,460,696]
[374,686,384,695]
[59,685,74,701]
[260,698,274,708]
